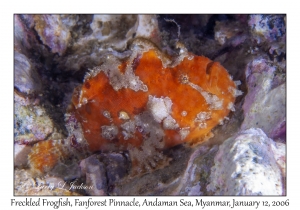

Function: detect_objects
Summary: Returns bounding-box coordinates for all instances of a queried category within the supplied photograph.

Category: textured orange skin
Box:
[28,140,65,174]
[72,50,236,152]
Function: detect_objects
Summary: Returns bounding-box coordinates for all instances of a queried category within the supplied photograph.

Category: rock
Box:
[44,176,65,189]
[14,15,52,65]
[33,15,75,56]
[271,141,286,175]
[89,15,138,50]
[158,15,213,56]
[241,58,286,141]
[98,152,130,186]
[14,91,54,144]
[86,14,152,45]
[16,14,160,74]
[80,155,107,195]
[135,15,160,45]
[214,20,246,46]
[175,145,219,195]
[14,169,81,195]
[14,144,32,167]
[14,52,41,94]
[271,141,286,195]
[110,145,192,195]
[49,161,81,181]
[56,14,160,73]
[77,152,130,195]
[14,168,36,195]
[248,15,286,44]
[207,128,284,195]
[14,15,40,54]
[110,145,219,195]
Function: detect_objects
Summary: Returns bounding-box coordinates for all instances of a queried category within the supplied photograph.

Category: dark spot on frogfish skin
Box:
[206,62,214,75]
[132,54,141,71]
[85,103,92,114]
[85,82,91,89]
[132,106,145,115]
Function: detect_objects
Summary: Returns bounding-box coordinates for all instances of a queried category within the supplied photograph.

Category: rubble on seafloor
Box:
[14,14,286,195]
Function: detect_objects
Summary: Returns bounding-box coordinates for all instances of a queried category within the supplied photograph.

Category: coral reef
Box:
[13,14,286,196]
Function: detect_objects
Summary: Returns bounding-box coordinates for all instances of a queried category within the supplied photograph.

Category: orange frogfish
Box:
[68,39,240,154]
[28,39,241,175]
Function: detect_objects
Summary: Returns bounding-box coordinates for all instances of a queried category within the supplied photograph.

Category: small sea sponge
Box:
[69,39,239,154]
[28,140,67,175]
